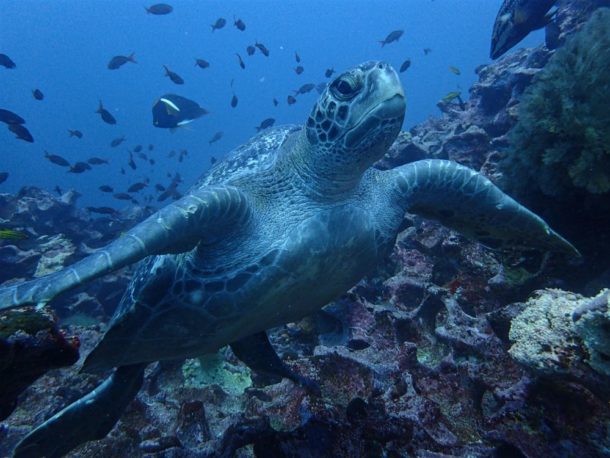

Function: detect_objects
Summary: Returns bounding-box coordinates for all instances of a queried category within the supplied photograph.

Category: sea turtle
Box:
[0,61,578,457]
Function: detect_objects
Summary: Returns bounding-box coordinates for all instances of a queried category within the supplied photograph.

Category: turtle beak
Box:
[373,62,405,118]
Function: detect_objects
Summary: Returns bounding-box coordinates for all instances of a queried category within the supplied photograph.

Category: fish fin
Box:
[513,8,528,25]
[160,97,180,114]
[128,52,136,63]
[499,12,512,24]
[535,9,558,30]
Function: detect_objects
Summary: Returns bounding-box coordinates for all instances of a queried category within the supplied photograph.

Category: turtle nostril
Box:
[378,63,384,70]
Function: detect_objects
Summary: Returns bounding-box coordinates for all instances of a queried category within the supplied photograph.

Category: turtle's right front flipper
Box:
[387,160,580,256]
[12,363,146,458]
[0,186,251,311]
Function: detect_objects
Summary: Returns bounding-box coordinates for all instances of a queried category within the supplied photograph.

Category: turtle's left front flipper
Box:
[231,331,320,394]
[388,159,580,256]
[0,186,251,311]
[12,363,146,458]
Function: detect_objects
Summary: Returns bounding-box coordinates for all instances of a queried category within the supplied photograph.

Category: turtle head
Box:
[305,61,405,177]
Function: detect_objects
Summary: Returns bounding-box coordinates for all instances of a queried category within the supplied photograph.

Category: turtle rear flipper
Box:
[231,331,320,394]
[12,363,146,458]
[390,160,580,256]
[0,186,252,311]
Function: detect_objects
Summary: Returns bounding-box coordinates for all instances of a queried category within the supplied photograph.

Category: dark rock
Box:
[0,307,79,420]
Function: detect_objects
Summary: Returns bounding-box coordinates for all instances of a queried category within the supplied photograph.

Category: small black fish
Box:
[149,158,155,165]
[399,59,411,73]
[145,3,173,15]
[379,30,404,47]
[208,131,223,144]
[128,182,147,193]
[211,17,226,32]
[324,68,335,78]
[128,153,136,170]
[0,172,8,184]
[137,152,148,161]
[108,53,136,70]
[234,16,246,31]
[8,124,33,142]
[255,42,269,57]
[148,144,154,151]
[120,168,125,175]
[44,151,70,167]
[158,190,171,202]
[99,185,114,193]
[236,53,245,70]
[152,94,208,129]
[287,95,296,105]
[295,51,301,63]
[87,157,109,165]
[68,129,83,138]
[87,206,118,215]
[113,192,133,201]
[0,54,16,69]
[54,185,62,195]
[195,58,210,69]
[295,65,304,75]
[163,65,184,84]
[231,93,238,108]
[96,100,116,125]
[0,108,25,125]
[423,48,432,55]
[210,156,217,165]
[155,184,165,192]
[255,118,275,132]
[110,136,126,147]
[133,144,143,152]
[246,45,256,56]
[32,89,44,100]
[273,98,278,106]
[68,161,91,173]
[294,83,315,95]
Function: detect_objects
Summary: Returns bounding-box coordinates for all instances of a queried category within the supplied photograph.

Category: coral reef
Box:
[509,288,610,398]
[501,8,610,196]
[573,289,610,377]
[0,307,79,421]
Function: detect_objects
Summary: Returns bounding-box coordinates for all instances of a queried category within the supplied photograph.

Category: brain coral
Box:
[501,8,610,196]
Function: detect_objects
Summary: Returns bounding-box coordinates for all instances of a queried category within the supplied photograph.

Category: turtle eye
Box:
[331,73,362,100]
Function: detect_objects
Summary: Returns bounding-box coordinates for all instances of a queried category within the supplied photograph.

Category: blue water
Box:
[0,0,544,208]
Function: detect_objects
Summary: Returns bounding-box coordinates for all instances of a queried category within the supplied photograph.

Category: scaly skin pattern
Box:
[2,61,578,457]
[490,0,557,59]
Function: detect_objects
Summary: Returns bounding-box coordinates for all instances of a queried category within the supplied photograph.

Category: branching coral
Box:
[502,8,610,196]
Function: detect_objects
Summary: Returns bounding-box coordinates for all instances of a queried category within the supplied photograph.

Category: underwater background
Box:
[1,0,543,208]
[2,0,610,457]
